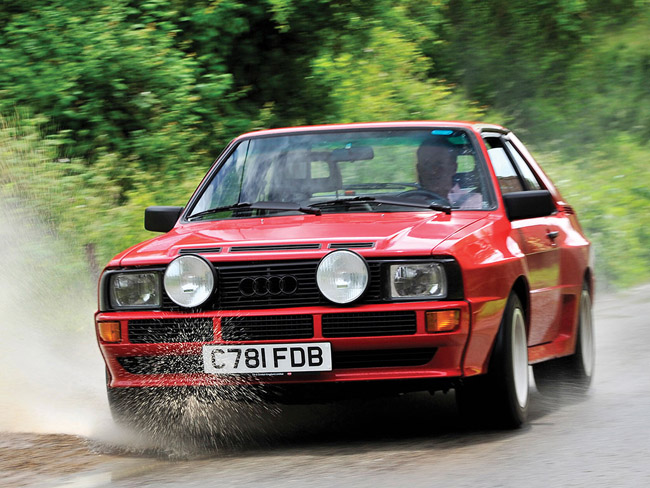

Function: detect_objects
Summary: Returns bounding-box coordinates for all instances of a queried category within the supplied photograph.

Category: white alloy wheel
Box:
[532,281,595,396]
[511,306,529,409]
[579,288,595,378]
[455,292,528,428]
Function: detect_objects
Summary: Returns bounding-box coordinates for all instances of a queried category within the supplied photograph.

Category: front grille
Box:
[219,261,320,309]
[221,315,314,341]
[128,318,213,344]
[332,348,436,369]
[217,260,382,310]
[103,258,463,313]
[117,348,436,375]
[322,311,417,337]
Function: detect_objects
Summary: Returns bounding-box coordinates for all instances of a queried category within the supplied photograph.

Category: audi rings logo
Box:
[239,275,299,297]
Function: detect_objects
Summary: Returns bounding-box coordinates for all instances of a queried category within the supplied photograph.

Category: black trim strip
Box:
[229,244,321,252]
[328,242,375,249]
[179,247,222,254]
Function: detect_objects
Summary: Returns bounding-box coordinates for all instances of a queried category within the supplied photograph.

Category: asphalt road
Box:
[1,283,649,488]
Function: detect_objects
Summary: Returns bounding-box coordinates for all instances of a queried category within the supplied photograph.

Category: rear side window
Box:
[504,140,542,191]
[484,135,544,194]
[484,137,524,194]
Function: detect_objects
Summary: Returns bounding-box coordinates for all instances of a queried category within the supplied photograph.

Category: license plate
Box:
[202,343,332,374]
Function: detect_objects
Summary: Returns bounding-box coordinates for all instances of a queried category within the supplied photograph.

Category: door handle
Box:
[546,230,559,240]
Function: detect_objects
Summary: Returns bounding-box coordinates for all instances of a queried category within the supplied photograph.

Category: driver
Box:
[416,136,482,209]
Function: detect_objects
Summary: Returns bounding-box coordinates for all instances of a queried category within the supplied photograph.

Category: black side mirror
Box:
[503,190,556,220]
[144,206,184,232]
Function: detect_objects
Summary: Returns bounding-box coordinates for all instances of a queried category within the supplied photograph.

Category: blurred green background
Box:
[1,0,648,288]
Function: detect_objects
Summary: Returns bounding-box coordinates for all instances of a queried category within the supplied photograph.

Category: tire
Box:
[533,282,595,396]
[107,383,181,431]
[106,384,144,427]
[456,292,529,428]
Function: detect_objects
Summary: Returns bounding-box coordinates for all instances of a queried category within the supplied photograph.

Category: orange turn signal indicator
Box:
[98,321,122,343]
[425,310,460,333]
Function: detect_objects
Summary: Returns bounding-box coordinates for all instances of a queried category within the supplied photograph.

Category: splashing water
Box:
[0,203,109,435]
[0,201,283,455]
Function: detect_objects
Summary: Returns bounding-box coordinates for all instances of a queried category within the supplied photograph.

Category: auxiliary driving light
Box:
[97,321,121,343]
[425,310,460,333]
[316,250,369,304]
[164,254,215,308]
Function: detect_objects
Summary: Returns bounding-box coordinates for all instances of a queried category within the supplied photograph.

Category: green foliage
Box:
[0,1,242,170]
[421,0,650,286]
[509,9,650,287]
[0,0,648,287]
[0,114,200,269]
[429,0,640,108]
[537,136,650,287]
[312,25,482,123]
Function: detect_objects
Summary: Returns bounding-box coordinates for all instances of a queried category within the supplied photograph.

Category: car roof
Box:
[234,121,509,140]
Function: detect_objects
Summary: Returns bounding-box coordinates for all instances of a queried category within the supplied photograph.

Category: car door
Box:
[484,135,563,346]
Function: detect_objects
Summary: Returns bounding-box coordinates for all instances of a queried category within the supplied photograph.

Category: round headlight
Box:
[164,255,215,308]
[316,250,369,304]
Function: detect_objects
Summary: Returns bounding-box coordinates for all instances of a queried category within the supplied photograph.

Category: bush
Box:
[0,114,200,271]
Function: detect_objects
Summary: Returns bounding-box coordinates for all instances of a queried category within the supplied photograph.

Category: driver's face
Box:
[417,145,457,194]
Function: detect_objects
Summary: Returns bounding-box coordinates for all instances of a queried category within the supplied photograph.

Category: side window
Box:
[504,140,542,190]
[484,137,524,194]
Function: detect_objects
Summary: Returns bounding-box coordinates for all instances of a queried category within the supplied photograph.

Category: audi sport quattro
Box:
[95,121,594,428]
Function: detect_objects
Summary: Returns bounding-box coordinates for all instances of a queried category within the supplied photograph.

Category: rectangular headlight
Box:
[109,272,161,309]
[389,263,447,299]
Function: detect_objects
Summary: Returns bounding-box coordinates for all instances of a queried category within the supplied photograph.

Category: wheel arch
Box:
[584,267,594,296]
[482,275,530,370]
[510,276,531,337]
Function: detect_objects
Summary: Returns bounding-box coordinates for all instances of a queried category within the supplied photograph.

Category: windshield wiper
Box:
[187,201,321,221]
[308,196,451,214]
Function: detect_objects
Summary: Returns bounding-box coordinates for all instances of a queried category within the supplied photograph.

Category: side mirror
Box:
[503,190,556,221]
[144,206,184,232]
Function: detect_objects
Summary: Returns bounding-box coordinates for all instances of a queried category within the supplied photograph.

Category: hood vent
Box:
[178,247,222,255]
[229,243,321,253]
[329,242,375,249]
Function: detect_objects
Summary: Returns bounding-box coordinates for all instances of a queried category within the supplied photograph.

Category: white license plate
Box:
[202,343,332,374]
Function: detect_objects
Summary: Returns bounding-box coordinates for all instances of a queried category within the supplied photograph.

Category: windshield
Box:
[188,128,493,220]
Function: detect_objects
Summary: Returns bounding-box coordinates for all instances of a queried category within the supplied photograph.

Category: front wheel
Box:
[106,385,147,428]
[107,384,183,432]
[456,292,529,428]
[533,283,594,396]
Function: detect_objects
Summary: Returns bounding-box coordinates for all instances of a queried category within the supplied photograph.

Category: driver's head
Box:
[416,136,458,196]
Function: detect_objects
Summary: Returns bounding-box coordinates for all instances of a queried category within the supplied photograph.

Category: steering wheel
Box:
[397,189,450,205]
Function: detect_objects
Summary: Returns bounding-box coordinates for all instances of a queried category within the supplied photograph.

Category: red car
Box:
[95,121,594,428]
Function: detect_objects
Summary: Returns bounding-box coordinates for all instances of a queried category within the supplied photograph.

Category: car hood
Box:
[115,212,488,267]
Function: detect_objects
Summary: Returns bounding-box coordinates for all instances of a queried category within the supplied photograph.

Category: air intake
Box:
[229,244,321,252]
[328,242,375,249]
[178,247,222,255]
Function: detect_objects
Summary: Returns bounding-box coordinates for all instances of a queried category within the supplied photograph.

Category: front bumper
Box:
[96,301,470,389]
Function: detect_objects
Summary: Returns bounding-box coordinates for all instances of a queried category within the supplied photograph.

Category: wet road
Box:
[2,285,650,487]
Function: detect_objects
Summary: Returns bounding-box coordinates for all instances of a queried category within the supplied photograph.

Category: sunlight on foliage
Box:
[312,26,483,123]
[0,0,648,286]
